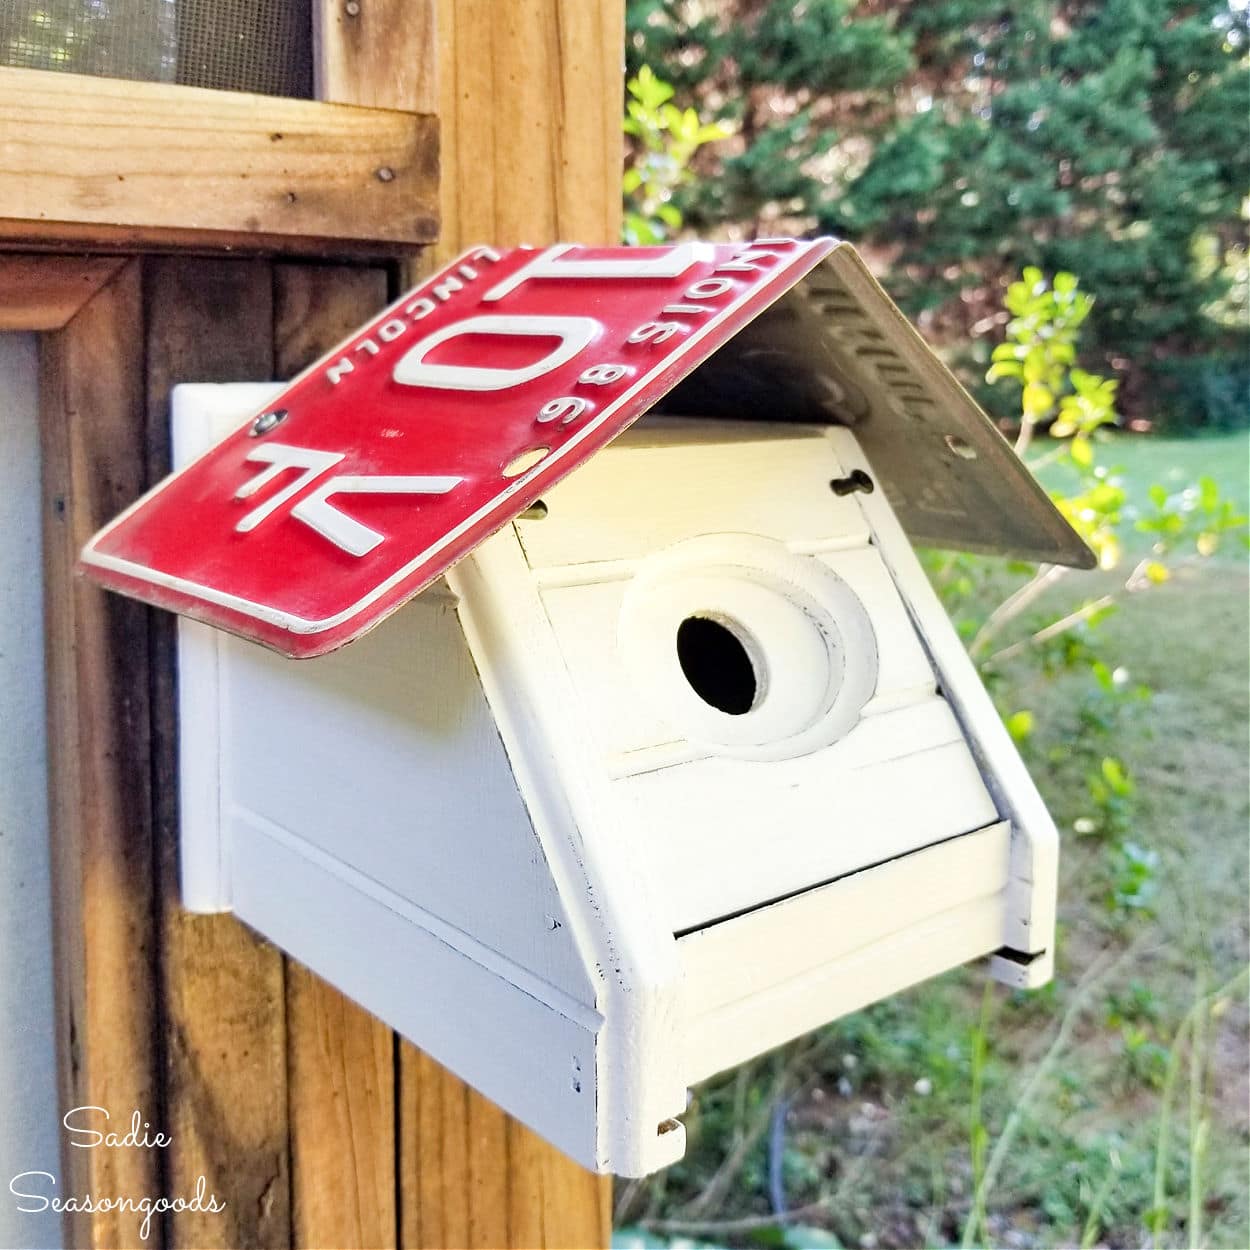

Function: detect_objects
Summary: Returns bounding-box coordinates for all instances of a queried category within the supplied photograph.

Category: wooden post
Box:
[41,261,157,1250]
[141,260,294,1250]
[313,0,621,1243]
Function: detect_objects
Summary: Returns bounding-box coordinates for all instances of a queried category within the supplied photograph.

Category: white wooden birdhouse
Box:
[80,240,1093,1177]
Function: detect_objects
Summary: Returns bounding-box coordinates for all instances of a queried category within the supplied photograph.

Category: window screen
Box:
[1,0,312,97]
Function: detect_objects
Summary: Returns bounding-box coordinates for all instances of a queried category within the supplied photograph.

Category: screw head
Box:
[829,468,875,496]
[250,408,288,437]
[345,0,361,15]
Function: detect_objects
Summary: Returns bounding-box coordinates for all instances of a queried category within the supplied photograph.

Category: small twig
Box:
[1014,414,1038,458]
[1023,443,1068,474]
[983,553,1164,667]
[969,563,1067,657]
[613,1177,647,1227]
[1188,969,1208,1250]
[983,594,1114,667]
[680,1042,811,1219]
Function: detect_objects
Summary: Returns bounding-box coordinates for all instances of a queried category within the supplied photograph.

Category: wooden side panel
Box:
[0,67,438,253]
[143,258,290,1250]
[827,427,1060,986]
[41,260,160,1250]
[274,262,400,1250]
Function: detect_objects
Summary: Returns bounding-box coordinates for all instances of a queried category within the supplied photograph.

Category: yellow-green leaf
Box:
[1023,382,1053,415]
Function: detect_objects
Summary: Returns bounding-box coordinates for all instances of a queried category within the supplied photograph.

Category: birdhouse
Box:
[80,239,1092,1177]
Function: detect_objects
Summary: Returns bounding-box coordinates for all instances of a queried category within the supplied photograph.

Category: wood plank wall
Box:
[39,2,624,1247]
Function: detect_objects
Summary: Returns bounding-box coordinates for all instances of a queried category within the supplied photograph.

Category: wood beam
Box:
[1,257,126,331]
[142,259,290,1250]
[0,68,438,253]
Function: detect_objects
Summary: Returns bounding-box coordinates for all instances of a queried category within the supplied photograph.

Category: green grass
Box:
[1041,430,1250,523]
[616,433,1250,1250]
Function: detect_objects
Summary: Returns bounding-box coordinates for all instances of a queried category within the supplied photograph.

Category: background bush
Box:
[626,0,1250,429]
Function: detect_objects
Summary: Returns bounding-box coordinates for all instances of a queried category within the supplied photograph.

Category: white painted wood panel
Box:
[515,420,869,570]
[678,822,1011,1019]
[229,813,601,1167]
[536,542,938,765]
[684,894,1008,1083]
[606,693,966,780]
[222,595,594,1002]
[619,734,998,933]
[828,428,1059,982]
[450,529,691,1176]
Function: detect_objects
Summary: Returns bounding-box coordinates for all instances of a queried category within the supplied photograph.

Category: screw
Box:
[375,166,396,183]
[829,469,875,496]
[250,408,288,437]
[344,1,361,16]
[944,433,978,461]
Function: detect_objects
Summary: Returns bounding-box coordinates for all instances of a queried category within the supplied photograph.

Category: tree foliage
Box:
[627,0,1250,422]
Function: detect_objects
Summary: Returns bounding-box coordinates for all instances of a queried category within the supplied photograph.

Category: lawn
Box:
[616,431,1249,1250]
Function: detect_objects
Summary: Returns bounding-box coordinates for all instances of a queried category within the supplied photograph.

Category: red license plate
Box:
[79,239,833,657]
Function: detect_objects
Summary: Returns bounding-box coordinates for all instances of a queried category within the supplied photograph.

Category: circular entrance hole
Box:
[675,616,758,716]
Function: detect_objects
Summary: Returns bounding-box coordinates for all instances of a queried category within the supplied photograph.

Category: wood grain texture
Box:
[393,3,623,1240]
[0,67,438,251]
[0,256,126,330]
[434,0,624,256]
[399,1049,611,1250]
[274,262,400,1250]
[274,264,391,379]
[286,965,398,1249]
[143,258,289,1250]
[40,260,161,1250]
[316,0,438,113]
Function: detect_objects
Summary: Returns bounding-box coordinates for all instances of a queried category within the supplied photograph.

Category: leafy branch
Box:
[623,66,732,245]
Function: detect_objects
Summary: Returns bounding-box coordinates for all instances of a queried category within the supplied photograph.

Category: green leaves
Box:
[627,64,674,113]
[990,269,1107,454]
[1134,472,1250,559]
[623,66,732,245]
